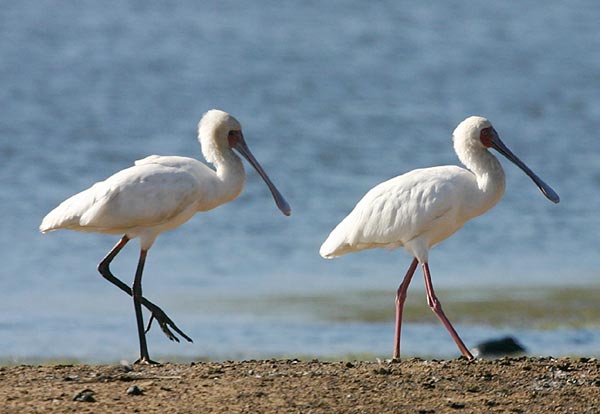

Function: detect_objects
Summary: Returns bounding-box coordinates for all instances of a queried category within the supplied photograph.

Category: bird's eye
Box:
[480,127,493,147]
[228,130,238,147]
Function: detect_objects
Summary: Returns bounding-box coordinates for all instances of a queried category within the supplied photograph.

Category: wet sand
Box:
[1,357,599,413]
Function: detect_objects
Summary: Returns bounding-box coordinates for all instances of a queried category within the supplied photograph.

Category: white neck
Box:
[211,148,246,206]
[459,147,506,218]
[198,125,247,209]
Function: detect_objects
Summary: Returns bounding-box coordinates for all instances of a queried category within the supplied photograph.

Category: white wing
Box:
[40,156,217,233]
[320,166,477,258]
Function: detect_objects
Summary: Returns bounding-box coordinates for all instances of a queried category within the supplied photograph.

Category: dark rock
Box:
[73,389,95,402]
[127,385,144,396]
[449,401,465,409]
[472,336,526,358]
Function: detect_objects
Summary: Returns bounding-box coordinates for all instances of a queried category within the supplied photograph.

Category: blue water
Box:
[1,1,600,363]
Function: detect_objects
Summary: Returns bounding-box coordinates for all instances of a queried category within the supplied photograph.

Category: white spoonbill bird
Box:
[40,109,291,364]
[320,116,559,360]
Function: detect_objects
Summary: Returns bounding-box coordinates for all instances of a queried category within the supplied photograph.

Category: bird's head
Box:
[452,116,495,152]
[453,115,559,204]
[198,109,243,164]
[197,109,291,216]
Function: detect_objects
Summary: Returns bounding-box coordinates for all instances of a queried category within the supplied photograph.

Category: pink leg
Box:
[393,258,419,359]
[422,263,474,360]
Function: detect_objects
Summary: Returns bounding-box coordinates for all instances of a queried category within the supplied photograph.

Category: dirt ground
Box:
[1,357,599,414]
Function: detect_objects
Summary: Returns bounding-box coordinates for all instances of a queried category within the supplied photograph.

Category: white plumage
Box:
[320,116,559,360]
[40,154,244,247]
[40,109,291,363]
[41,110,290,249]
[319,165,495,262]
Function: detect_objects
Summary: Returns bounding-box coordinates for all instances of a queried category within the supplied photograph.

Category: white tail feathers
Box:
[39,186,98,233]
[40,210,72,233]
[319,226,350,259]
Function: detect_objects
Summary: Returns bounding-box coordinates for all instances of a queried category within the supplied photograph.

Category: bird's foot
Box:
[134,356,160,365]
[142,302,194,343]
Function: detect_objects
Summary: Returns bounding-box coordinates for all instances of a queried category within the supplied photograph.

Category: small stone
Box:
[422,379,436,389]
[73,389,95,402]
[126,385,143,396]
[373,367,392,375]
[449,401,465,409]
[119,361,133,372]
[207,368,224,375]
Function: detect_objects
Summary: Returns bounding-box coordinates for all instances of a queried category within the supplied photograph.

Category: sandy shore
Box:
[1,357,599,413]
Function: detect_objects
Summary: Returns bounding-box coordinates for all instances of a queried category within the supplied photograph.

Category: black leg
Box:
[132,249,155,364]
[97,236,193,343]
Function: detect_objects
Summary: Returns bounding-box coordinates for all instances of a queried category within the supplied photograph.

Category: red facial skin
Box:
[228,130,241,147]
[480,127,494,148]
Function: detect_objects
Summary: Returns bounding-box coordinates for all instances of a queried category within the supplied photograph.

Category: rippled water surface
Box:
[1,1,600,362]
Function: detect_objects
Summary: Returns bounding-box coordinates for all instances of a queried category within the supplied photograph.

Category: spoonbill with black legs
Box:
[41,109,291,364]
